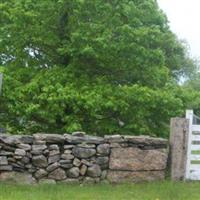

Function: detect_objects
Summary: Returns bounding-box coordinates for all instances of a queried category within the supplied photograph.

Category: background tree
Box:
[0,0,198,136]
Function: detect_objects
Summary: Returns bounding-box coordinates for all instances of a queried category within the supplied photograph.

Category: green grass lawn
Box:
[0,181,199,200]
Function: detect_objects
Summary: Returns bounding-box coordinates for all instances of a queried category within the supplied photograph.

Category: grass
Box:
[0,181,200,200]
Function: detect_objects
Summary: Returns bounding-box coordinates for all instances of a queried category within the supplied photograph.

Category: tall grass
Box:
[0,181,199,200]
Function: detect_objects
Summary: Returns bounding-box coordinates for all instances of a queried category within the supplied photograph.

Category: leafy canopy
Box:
[0,0,197,136]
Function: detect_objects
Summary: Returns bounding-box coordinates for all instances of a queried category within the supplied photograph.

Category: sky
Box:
[157,0,200,58]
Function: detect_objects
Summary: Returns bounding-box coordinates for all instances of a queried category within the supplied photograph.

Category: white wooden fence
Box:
[185,110,200,180]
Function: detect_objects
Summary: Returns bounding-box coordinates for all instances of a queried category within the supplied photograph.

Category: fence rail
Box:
[186,110,200,180]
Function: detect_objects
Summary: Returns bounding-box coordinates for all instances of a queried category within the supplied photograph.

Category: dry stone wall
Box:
[0,132,168,184]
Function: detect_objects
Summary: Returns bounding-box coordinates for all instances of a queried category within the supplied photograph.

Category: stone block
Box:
[32,155,48,168]
[109,147,167,171]
[87,164,101,177]
[48,168,66,180]
[15,149,26,156]
[72,147,96,159]
[67,167,79,178]
[107,170,165,183]
[0,156,8,165]
[0,172,36,184]
[35,169,48,179]
[97,144,110,156]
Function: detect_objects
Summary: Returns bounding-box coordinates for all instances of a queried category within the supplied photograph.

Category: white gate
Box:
[185,110,200,180]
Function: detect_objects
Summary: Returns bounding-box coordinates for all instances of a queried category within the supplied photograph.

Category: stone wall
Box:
[0,133,168,184]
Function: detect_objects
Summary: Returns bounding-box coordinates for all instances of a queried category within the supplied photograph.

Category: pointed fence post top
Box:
[186,110,193,120]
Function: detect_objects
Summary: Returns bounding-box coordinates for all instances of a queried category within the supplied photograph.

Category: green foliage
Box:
[0,0,194,85]
[180,73,200,116]
[1,181,200,200]
[0,0,198,137]
[1,67,183,137]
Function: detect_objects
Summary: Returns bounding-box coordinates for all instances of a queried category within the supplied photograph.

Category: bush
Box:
[0,67,183,137]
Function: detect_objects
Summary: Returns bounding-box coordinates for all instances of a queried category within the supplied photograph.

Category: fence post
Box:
[170,117,189,181]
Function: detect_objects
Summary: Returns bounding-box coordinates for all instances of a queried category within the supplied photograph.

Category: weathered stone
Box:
[60,178,79,184]
[32,145,47,152]
[0,143,16,151]
[33,133,46,141]
[64,150,72,154]
[83,177,96,184]
[0,151,13,156]
[73,158,81,167]
[83,177,95,184]
[64,134,104,144]
[45,134,65,144]
[97,144,110,156]
[64,145,74,150]
[34,140,46,145]
[32,155,48,168]
[0,135,20,145]
[14,156,23,160]
[67,167,79,178]
[21,157,30,164]
[77,144,96,148]
[101,170,107,180]
[81,159,92,166]
[61,154,74,160]
[48,155,60,164]
[16,161,25,167]
[49,145,59,151]
[60,164,73,169]
[8,157,16,163]
[46,162,60,172]
[11,162,23,169]
[26,152,32,158]
[96,157,109,169]
[72,131,86,137]
[87,164,101,177]
[0,135,33,145]
[35,169,48,179]
[48,168,66,180]
[72,147,96,159]
[107,170,165,183]
[59,160,72,164]
[38,179,56,184]
[17,144,31,151]
[0,165,12,171]
[20,136,34,144]
[34,134,65,144]
[109,147,168,171]
[0,156,8,165]
[80,165,87,176]
[104,135,124,143]
[43,149,49,155]
[25,164,33,169]
[49,150,60,156]
[109,143,127,148]
[31,149,45,155]
[15,149,26,156]
[124,136,168,147]
[0,172,36,184]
